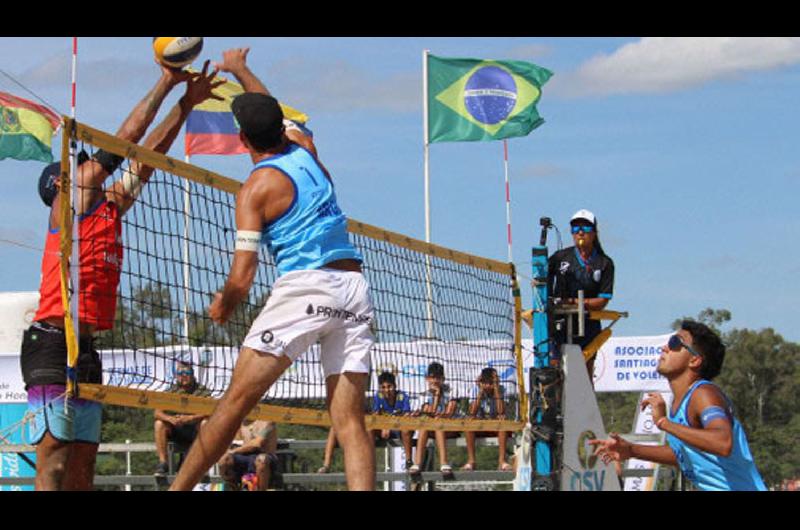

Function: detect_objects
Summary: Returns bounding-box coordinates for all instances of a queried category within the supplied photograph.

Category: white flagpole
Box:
[423,49,431,245]
[503,139,513,263]
[423,49,433,339]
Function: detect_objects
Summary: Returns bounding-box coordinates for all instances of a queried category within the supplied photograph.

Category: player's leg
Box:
[64,442,98,490]
[326,372,375,491]
[170,347,291,490]
[34,433,71,490]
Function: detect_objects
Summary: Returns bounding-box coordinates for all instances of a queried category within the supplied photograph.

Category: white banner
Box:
[2,339,520,408]
[0,292,38,404]
[592,334,671,393]
[0,354,27,404]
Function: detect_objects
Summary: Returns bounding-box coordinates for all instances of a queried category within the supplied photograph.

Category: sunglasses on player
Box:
[667,335,701,357]
[177,370,194,376]
[571,225,594,234]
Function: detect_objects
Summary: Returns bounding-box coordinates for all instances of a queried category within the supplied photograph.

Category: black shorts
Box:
[20,321,102,388]
[168,423,199,447]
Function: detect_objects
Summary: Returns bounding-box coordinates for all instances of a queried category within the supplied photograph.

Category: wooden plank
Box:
[78,384,524,432]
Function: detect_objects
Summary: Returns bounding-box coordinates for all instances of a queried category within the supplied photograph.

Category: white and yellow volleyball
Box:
[152,37,204,69]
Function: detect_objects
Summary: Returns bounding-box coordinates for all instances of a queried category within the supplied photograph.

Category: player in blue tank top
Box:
[171,47,375,491]
[590,320,766,491]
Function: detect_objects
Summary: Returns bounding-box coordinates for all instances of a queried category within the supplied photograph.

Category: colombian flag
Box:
[185,75,309,156]
[0,92,61,163]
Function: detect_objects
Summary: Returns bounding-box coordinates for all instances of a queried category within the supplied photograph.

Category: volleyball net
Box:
[59,119,525,432]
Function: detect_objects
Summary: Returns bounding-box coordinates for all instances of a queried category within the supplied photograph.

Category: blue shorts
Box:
[27,385,102,444]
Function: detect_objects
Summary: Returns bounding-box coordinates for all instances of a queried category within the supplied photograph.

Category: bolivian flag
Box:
[0,92,61,163]
[185,73,309,156]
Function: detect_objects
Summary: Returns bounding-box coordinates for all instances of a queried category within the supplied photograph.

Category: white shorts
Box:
[242,268,375,377]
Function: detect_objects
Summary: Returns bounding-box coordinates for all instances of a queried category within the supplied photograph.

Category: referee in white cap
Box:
[547,209,615,376]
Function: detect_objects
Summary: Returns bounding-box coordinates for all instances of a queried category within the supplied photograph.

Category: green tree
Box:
[671,307,731,334]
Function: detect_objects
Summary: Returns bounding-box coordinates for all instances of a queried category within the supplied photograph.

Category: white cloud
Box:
[551,37,800,97]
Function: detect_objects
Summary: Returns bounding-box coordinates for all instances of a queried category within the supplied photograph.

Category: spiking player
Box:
[589,321,766,491]
[170,47,376,491]
[20,62,222,491]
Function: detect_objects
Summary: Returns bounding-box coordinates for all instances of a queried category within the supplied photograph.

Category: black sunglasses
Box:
[667,335,701,357]
[571,225,594,234]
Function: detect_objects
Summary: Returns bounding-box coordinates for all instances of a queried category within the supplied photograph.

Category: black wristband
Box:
[92,149,125,175]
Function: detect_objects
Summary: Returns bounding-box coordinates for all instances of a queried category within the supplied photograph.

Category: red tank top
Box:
[35,201,123,331]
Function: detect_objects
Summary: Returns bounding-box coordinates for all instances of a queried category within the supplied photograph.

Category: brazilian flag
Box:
[427,54,553,143]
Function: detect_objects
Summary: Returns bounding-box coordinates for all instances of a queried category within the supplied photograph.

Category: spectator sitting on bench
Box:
[461,367,512,472]
[153,361,210,477]
[409,362,458,479]
[370,371,414,469]
[218,420,279,491]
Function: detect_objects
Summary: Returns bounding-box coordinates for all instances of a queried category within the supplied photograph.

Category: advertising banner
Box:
[593,334,671,393]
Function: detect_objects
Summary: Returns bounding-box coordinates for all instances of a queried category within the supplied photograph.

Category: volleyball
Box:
[152,37,203,69]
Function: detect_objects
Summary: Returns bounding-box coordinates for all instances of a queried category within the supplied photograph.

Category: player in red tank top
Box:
[21,61,223,491]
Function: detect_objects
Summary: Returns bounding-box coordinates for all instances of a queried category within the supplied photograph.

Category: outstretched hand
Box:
[214,47,250,74]
[641,392,667,424]
[183,60,225,107]
[156,59,195,87]
[588,433,632,464]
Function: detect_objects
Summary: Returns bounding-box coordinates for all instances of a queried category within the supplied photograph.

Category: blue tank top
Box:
[666,380,766,491]
[253,144,362,275]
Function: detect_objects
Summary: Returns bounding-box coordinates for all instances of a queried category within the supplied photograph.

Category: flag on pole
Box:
[0,91,61,163]
[185,74,309,156]
[427,55,552,143]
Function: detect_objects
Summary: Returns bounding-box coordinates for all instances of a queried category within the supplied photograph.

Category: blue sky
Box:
[1,37,798,342]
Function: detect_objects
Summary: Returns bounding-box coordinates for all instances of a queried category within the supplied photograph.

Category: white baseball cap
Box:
[570,209,596,225]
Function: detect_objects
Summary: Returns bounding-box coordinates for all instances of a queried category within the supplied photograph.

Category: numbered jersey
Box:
[253,144,361,275]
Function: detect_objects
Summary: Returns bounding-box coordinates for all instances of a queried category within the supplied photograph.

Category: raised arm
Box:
[108,62,224,216]
[71,65,188,216]
[214,47,270,96]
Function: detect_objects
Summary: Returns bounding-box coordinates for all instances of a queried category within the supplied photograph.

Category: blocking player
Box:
[20,61,222,490]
